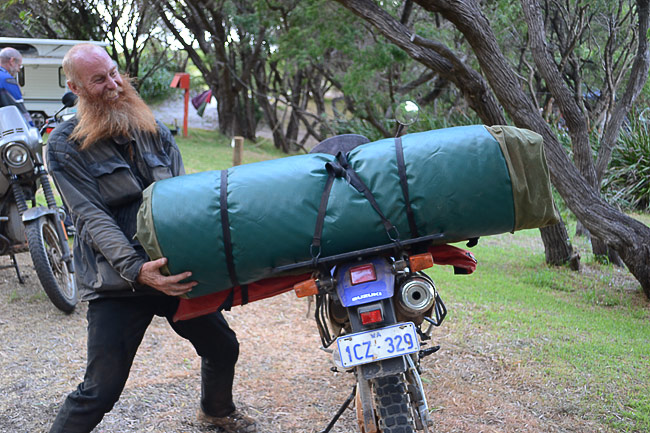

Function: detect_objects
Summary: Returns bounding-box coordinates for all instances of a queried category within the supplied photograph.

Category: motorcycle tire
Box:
[25,215,77,313]
[372,374,417,433]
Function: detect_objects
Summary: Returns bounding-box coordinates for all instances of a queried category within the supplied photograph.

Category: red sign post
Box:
[170,72,190,138]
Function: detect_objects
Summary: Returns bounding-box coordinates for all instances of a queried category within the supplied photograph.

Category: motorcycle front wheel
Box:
[372,374,417,433]
[25,215,77,313]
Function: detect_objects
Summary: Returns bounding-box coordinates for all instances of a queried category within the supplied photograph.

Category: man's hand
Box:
[137,257,197,296]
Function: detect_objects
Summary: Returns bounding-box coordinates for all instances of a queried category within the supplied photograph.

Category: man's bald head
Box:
[0,47,23,75]
[62,44,113,88]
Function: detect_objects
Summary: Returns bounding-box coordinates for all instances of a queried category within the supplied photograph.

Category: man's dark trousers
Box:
[49,295,239,433]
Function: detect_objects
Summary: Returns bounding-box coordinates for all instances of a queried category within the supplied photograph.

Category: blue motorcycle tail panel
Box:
[336,258,395,307]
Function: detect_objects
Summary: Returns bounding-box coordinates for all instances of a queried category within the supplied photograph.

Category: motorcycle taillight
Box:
[349,263,376,285]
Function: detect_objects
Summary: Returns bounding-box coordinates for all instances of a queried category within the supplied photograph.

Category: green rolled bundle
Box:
[136,125,558,298]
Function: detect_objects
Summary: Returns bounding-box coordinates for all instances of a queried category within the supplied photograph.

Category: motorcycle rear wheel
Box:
[372,374,417,433]
[25,216,77,313]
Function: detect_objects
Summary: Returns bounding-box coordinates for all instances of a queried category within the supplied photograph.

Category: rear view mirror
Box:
[62,92,78,108]
[395,100,420,126]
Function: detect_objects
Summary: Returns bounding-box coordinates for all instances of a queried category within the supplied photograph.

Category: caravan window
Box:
[18,67,25,87]
[59,67,65,88]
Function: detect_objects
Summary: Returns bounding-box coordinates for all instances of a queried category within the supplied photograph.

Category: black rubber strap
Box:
[220,170,239,287]
[338,152,398,238]
[311,172,336,266]
[240,284,249,305]
[395,137,419,238]
[311,151,403,267]
[218,285,249,311]
[219,288,235,311]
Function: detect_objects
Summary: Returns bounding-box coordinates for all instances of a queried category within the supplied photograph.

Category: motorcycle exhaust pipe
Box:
[395,276,436,323]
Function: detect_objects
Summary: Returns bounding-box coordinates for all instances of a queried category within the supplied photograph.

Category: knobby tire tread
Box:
[25,217,76,313]
[373,374,415,433]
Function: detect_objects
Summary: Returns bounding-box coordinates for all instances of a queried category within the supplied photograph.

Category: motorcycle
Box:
[283,102,475,432]
[0,90,78,313]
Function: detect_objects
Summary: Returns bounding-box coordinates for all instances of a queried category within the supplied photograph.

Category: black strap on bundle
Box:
[395,137,419,238]
[220,170,239,288]
[311,173,336,267]
[219,170,249,310]
[329,152,400,242]
[220,288,236,312]
[218,284,249,312]
[240,284,249,305]
[310,152,401,268]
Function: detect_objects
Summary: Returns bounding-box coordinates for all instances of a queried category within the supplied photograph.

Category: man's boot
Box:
[198,357,257,432]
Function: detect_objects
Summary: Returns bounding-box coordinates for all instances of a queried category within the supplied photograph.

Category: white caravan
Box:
[0,37,107,127]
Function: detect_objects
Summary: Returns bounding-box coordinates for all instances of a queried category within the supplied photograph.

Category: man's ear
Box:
[67,80,80,95]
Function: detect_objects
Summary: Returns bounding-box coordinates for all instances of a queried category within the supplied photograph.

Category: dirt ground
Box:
[0,251,614,433]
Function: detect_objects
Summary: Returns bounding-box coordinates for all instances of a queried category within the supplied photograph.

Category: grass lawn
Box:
[174,128,289,172]
[426,229,650,432]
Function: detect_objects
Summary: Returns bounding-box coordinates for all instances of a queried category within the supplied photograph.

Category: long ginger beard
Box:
[71,76,158,150]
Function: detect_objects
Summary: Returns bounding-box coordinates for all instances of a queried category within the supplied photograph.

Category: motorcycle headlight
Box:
[3,142,30,168]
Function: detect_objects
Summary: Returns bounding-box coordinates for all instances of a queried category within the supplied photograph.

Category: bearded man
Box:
[47,44,256,433]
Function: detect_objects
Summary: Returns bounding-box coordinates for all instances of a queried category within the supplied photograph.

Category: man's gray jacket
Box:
[47,119,184,301]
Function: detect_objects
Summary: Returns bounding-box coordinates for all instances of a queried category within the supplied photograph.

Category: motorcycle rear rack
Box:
[273,232,447,274]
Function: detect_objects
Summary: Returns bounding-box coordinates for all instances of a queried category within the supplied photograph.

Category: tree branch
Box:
[521,0,596,186]
[595,0,650,182]
[333,0,505,126]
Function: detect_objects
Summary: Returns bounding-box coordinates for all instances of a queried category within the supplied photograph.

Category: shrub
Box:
[603,112,650,211]
[137,65,176,104]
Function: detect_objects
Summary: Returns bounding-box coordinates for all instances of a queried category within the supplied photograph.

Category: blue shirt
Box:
[0,65,24,103]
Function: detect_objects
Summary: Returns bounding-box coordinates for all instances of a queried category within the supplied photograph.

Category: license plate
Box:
[336,322,420,368]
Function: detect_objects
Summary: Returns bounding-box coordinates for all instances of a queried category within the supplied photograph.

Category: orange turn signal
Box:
[60,220,69,240]
[409,252,434,272]
[293,278,319,298]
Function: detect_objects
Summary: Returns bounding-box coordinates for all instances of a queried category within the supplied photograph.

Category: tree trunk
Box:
[217,85,237,137]
[333,0,506,126]
[591,237,625,267]
[253,66,290,152]
[575,220,589,237]
[539,224,580,270]
[154,0,266,141]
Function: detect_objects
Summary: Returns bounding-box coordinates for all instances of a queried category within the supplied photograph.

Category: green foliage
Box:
[273,0,370,65]
[637,73,650,109]
[137,56,178,104]
[417,105,479,131]
[603,112,650,211]
[263,0,471,140]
